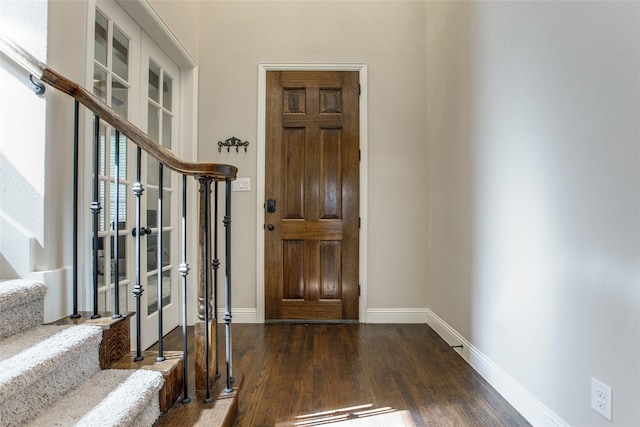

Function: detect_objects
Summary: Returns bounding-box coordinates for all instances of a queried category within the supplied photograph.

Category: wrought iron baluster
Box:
[179,174,191,404]
[224,178,233,393]
[157,163,165,362]
[213,181,220,379]
[71,100,80,319]
[90,115,101,319]
[112,130,122,319]
[132,147,144,361]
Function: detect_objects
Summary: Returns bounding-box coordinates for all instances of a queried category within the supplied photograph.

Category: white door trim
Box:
[256,62,369,323]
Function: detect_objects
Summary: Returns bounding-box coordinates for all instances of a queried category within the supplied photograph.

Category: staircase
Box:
[0,279,164,426]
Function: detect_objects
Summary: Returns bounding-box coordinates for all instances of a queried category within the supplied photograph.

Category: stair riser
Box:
[0,301,44,340]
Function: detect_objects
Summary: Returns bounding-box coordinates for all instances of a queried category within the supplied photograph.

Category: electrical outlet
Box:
[591,377,612,421]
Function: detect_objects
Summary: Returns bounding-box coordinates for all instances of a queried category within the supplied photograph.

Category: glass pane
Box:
[97,236,106,285]
[146,187,158,228]
[163,191,171,226]
[110,234,127,282]
[162,111,172,150]
[147,273,157,315]
[160,161,171,187]
[99,124,107,176]
[163,74,172,111]
[161,269,171,308]
[110,131,127,180]
[147,270,172,314]
[161,231,171,267]
[147,155,159,186]
[98,291,107,312]
[112,26,129,81]
[145,231,171,270]
[112,80,128,118]
[147,233,157,271]
[110,182,127,225]
[94,10,108,66]
[148,61,160,103]
[93,66,107,102]
[99,180,106,232]
[147,102,160,143]
[119,284,129,312]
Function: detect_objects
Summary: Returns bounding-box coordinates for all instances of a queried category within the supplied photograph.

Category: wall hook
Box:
[29,74,45,96]
[218,136,249,153]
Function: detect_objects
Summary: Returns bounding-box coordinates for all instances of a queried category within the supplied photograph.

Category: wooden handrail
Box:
[1,33,237,180]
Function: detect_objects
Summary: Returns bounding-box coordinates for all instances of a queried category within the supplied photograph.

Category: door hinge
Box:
[358,284,361,296]
[358,84,361,96]
[359,149,361,161]
[358,217,361,229]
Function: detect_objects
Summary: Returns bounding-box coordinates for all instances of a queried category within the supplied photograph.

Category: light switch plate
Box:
[232,177,251,192]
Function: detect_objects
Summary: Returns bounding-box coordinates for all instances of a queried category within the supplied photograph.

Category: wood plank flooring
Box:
[154,323,530,427]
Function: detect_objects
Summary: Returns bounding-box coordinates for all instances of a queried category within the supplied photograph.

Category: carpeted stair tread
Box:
[0,280,46,311]
[0,279,46,339]
[0,325,103,426]
[26,369,164,427]
[0,325,102,402]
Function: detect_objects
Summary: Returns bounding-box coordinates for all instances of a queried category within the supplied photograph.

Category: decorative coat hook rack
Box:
[218,136,250,153]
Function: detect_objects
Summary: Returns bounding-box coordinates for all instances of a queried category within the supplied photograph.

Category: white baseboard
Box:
[365,308,429,324]
[213,307,257,324]
[425,309,569,427]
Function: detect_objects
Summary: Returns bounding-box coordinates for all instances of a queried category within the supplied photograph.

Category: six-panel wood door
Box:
[265,71,360,321]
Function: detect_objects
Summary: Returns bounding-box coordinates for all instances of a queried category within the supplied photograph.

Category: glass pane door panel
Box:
[161,231,171,266]
[145,230,171,272]
[110,234,127,281]
[146,233,158,271]
[112,26,129,80]
[99,125,107,176]
[93,66,107,102]
[98,181,106,232]
[147,270,171,315]
[162,75,172,110]
[148,61,160,102]
[148,103,160,142]
[94,10,108,66]
[109,182,127,225]
[112,79,128,118]
[162,112,172,150]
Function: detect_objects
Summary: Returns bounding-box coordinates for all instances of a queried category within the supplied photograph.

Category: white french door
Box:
[88,0,180,350]
[138,32,181,350]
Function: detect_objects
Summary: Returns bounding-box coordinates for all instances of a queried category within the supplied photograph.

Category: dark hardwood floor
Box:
[155,323,530,427]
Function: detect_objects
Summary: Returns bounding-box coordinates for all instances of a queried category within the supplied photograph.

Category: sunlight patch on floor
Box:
[277,404,413,426]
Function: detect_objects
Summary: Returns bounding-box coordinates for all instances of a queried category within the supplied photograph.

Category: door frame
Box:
[256,62,369,323]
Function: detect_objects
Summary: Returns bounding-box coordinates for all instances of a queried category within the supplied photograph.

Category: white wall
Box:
[0,0,48,250]
[198,1,429,320]
[0,0,88,320]
[147,0,200,63]
[426,1,640,426]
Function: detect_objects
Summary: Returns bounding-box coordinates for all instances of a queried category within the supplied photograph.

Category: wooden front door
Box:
[265,71,360,321]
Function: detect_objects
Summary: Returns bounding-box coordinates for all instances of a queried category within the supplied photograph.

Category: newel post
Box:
[195,177,216,395]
